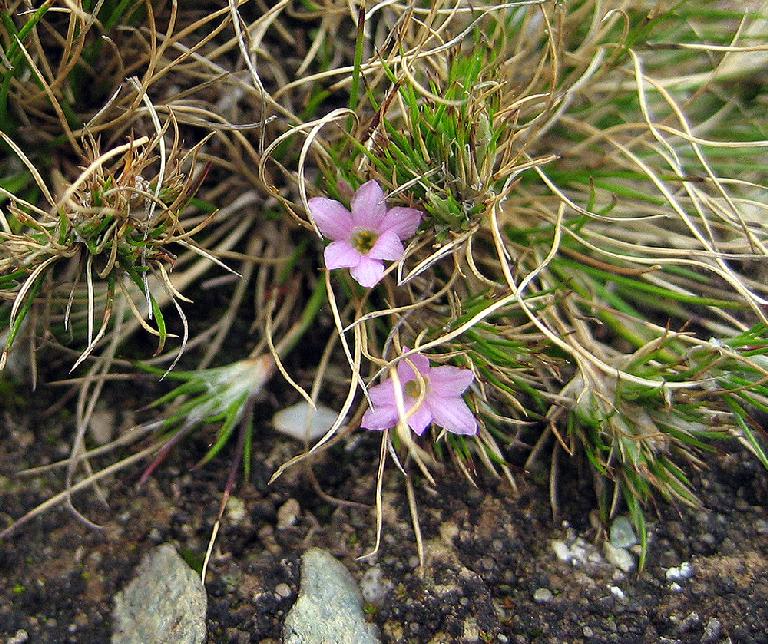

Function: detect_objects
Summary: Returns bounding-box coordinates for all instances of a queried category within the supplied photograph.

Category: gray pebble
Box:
[610,516,637,549]
[700,617,722,643]
[283,548,379,644]
[533,587,553,603]
[112,544,207,644]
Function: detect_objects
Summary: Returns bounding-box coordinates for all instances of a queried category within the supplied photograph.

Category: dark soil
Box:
[1,400,767,644]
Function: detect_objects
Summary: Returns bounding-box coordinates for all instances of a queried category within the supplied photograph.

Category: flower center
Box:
[404,379,427,399]
[351,229,378,253]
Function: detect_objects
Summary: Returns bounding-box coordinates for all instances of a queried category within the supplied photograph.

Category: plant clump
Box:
[1,1,767,568]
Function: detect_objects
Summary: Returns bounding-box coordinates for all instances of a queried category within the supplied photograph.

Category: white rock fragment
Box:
[603,542,635,573]
[551,540,571,562]
[7,630,29,644]
[665,561,694,582]
[551,538,596,567]
[272,402,343,442]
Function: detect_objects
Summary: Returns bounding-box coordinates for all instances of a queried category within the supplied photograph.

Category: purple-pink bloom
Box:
[308,180,422,288]
[361,349,477,436]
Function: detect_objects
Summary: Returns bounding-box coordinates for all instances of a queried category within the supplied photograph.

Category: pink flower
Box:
[361,349,477,436]
[308,180,422,288]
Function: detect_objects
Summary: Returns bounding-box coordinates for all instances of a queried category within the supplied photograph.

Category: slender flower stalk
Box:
[309,180,422,287]
[361,349,477,436]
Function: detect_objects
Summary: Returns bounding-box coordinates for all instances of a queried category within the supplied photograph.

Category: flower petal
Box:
[325,241,361,269]
[429,365,474,397]
[361,405,398,431]
[350,255,385,288]
[368,379,396,406]
[396,350,431,383]
[368,230,404,261]
[407,402,432,436]
[428,396,477,435]
[308,197,353,240]
[351,180,387,229]
[380,206,422,240]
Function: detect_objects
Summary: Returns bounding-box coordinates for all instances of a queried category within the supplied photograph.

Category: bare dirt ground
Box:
[1,395,767,643]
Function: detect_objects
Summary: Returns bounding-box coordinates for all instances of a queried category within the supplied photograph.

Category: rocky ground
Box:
[1,399,767,643]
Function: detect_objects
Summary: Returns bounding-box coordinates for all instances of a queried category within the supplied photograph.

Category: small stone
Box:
[754,519,768,535]
[609,516,637,549]
[608,585,625,601]
[603,543,635,573]
[551,540,570,562]
[701,617,722,643]
[226,496,247,525]
[668,582,683,593]
[665,561,694,582]
[283,548,379,644]
[89,408,116,445]
[533,587,553,603]
[550,537,596,567]
[275,583,292,599]
[587,551,603,564]
[583,626,594,638]
[676,612,699,633]
[277,499,300,529]
[359,566,392,606]
[272,402,342,441]
[112,544,207,644]
[462,617,480,641]
[7,630,29,644]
